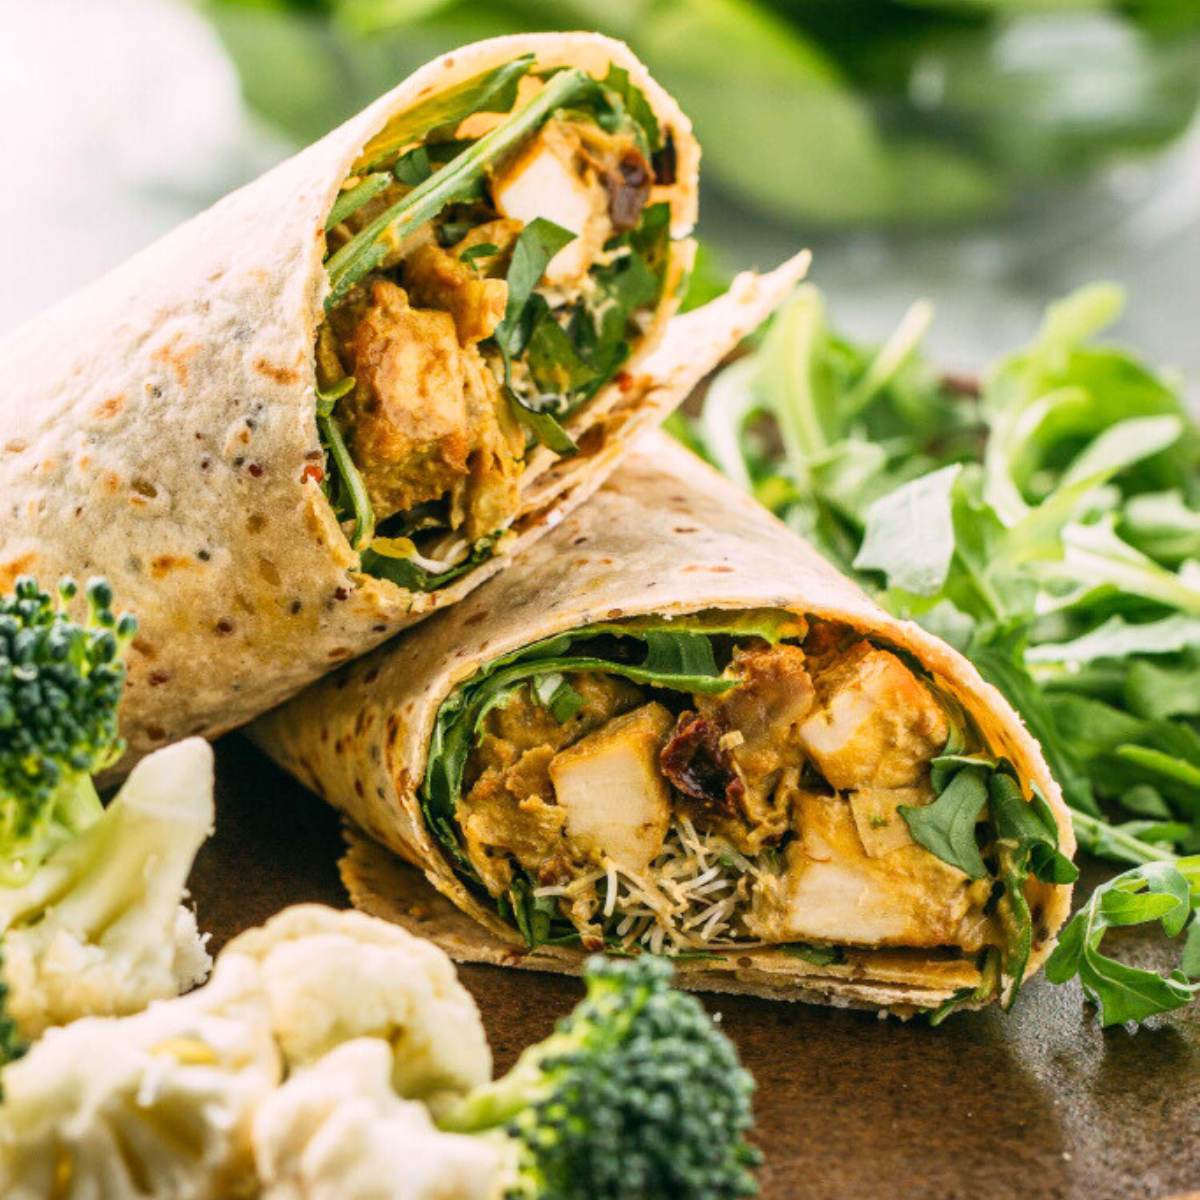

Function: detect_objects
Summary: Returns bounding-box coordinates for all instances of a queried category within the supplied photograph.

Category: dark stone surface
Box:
[195,734,1200,1200]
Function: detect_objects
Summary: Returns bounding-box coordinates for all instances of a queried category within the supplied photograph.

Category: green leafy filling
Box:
[317,54,672,585]
[901,756,1077,1008]
[421,612,795,946]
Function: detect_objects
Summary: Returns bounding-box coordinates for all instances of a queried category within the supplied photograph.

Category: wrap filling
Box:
[315,54,685,589]
[422,611,1075,1012]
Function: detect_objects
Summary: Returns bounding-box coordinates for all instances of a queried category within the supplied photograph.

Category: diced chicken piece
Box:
[403,243,507,347]
[339,279,523,528]
[492,121,612,287]
[798,642,949,790]
[550,703,674,871]
[848,787,925,858]
[747,790,986,950]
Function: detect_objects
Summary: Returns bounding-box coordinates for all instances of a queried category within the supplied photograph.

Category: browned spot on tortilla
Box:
[131,478,158,499]
[131,637,157,659]
[145,724,167,742]
[150,554,187,579]
[4,439,28,454]
[207,269,225,283]
[215,619,235,635]
[151,335,200,387]
[247,513,267,534]
[148,670,170,686]
[254,358,301,386]
[102,472,122,495]
[257,556,281,586]
[464,611,487,627]
[329,647,352,661]
[91,395,124,421]
[0,554,37,592]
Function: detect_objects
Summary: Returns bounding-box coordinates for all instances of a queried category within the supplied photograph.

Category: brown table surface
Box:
[195,734,1200,1200]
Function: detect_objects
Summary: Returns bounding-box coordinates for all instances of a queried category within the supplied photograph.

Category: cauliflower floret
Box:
[0,904,496,1198]
[253,1039,503,1200]
[0,739,215,1040]
[0,956,280,1200]
[223,906,491,1110]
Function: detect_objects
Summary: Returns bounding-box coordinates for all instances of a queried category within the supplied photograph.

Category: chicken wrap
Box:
[0,31,807,768]
[254,432,1076,1016]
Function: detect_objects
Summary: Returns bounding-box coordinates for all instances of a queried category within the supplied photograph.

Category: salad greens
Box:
[683,281,1200,1023]
[1046,857,1200,1026]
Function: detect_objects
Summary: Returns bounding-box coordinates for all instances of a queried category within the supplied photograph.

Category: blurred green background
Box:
[4,0,1200,378]
[204,0,1200,232]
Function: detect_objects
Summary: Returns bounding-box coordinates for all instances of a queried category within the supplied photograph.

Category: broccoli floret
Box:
[441,955,761,1200]
[0,576,135,884]
[0,577,212,1056]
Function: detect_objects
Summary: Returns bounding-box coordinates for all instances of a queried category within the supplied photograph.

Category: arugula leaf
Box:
[525,300,600,397]
[359,535,498,593]
[325,172,391,230]
[533,673,585,724]
[641,630,721,679]
[315,378,374,552]
[780,943,845,966]
[900,765,989,880]
[854,464,961,596]
[989,770,1078,1007]
[493,219,577,360]
[600,63,661,154]
[459,242,499,266]
[354,54,535,172]
[490,220,586,456]
[327,67,594,305]
[1045,857,1200,1027]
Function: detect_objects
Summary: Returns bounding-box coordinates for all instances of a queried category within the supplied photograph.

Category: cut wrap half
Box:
[0,30,809,769]
[254,433,1077,1017]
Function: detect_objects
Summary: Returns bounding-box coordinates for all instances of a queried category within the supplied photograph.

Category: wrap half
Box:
[254,433,1076,1016]
[0,30,808,768]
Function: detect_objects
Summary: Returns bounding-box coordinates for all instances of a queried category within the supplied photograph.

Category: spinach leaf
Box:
[1045,857,1200,1027]
[900,765,989,879]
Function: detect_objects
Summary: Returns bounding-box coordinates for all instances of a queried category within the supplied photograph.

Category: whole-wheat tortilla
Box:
[253,432,1075,1012]
[0,30,808,771]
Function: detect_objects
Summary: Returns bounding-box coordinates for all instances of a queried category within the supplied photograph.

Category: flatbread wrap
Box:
[253,433,1077,1017]
[0,31,807,769]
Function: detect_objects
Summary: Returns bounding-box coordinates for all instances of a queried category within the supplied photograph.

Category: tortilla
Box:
[0,30,808,771]
[253,432,1075,1015]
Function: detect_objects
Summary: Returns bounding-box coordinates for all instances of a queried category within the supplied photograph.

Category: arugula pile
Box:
[683,281,1200,1023]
